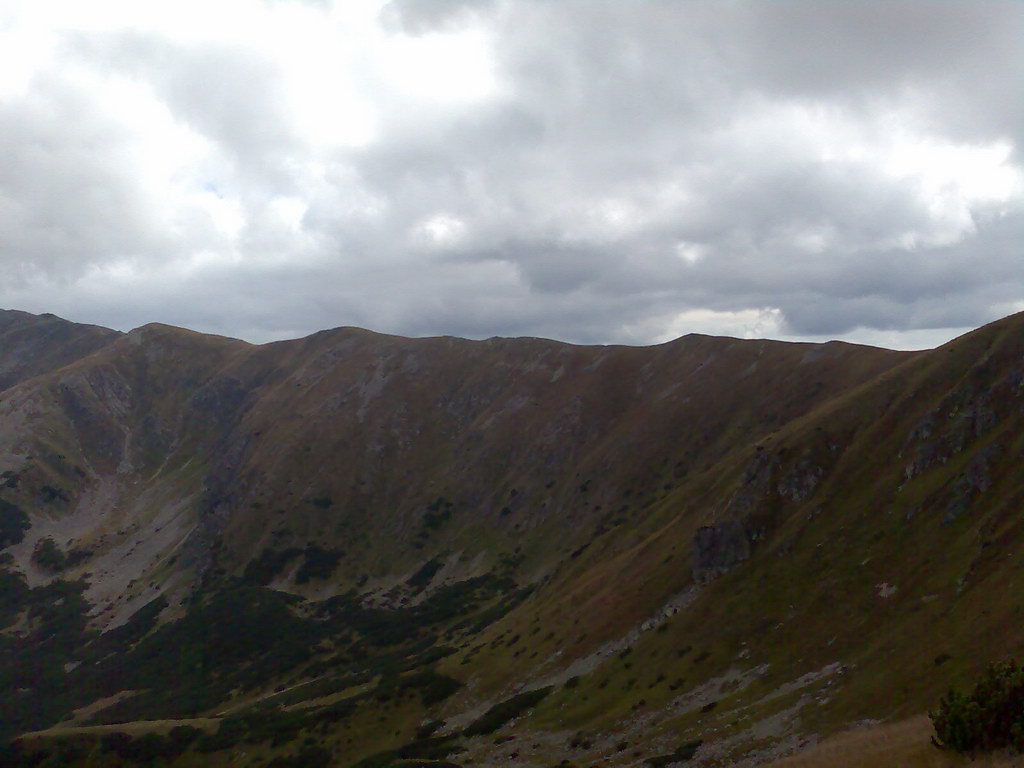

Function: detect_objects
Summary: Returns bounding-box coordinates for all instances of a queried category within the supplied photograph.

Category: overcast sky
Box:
[1,0,1021,348]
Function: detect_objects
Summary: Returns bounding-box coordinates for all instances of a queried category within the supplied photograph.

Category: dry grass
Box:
[766,716,1024,768]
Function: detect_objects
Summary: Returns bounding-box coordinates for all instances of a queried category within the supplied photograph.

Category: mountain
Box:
[0,308,1022,767]
[0,309,120,391]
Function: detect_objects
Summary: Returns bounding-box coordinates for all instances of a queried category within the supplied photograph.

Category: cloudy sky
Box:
[1,0,1022,348]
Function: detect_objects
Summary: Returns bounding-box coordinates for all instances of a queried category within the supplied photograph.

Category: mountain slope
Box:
[0,309,121,392]
[1,309,1022,767]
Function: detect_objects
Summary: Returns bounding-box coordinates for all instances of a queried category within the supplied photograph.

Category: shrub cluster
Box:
[243,547,303,585]
[407,557,443,590]
[463,687,552,737]
[98,727,202,763]
[266,745,334,768]
[645,739,702,766]
[351,734,463,768]
[31,537,67,572]
[421,497,454,532]
[295,545,343,584]
[38,485,69,504]
[0,499,29,548]
[931,659,1024,754]
[0,559,517,748]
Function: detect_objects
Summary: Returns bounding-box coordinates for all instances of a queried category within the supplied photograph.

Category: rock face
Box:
[693,520,751,582]
[943,445,1000,523]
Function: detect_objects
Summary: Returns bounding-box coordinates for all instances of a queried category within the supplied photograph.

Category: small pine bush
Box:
[31,537,67,572]
[0,499,30,548]
[462,687,553,737]
[930,659,1024,754]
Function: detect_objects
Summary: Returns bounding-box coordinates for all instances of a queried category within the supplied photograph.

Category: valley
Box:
[2,308,1023,767]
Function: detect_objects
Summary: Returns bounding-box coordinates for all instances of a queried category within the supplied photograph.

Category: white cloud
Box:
[0,0,1021,348]
[415,213,467,248]
[656,308,785,343]
[373,27,497,103]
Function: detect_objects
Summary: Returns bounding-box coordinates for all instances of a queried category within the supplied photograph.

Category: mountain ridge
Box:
[1,308,1022,767]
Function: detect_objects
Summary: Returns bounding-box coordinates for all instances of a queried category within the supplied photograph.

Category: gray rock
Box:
[693,520,751,583]
[777,458,821,503]
[942,444,1000,524]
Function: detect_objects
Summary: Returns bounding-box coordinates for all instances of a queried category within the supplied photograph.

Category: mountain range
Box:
[1,307,1022,767]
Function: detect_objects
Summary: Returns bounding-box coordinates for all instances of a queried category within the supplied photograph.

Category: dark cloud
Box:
[0,0,1021,348]
[379,0,498,35]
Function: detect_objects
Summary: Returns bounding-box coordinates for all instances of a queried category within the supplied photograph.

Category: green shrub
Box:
[462,687,552,736]
[168,724,202,751]
[267,745,334,768]
[99,731,134,756]
[31,537,67,572]
[99,730,191,762]
[48,738,88,764]
[0,739,33,768]
[38,485,68,504]
[398,670,463,706]
[196,716,247,753]
[244,547,303,585]
[64,547,92,568]
[422,498,453,533]
[0,569,28,628]
[129,732,176,761]
[931,659,1024,754]
[407,557,443,590]
[295,546,343,584]
[645,739,703,766]
[415,720,445,740]
[0,499,29,548]
[350,734,462,767]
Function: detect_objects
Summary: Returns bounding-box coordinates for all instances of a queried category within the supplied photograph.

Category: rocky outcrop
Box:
[725,450,778,517]
[693,520,751,583]
[942,444,1001,523]
[902,361,1023,484]
[692,443,827,583]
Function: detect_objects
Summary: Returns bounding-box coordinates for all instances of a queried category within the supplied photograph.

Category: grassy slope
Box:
[766,716,1020,768]
[448,313,1024,764]
[2,312,1024,766]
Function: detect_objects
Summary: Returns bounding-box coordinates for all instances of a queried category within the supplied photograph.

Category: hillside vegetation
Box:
[1,308,1023,766]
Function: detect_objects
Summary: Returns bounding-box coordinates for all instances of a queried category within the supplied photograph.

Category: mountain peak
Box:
[0,309,121,392]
